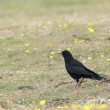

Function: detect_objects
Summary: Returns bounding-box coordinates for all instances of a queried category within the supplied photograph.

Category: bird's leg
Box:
[78,78,84,87]
[75,80,79,89]
[75,82,78,89]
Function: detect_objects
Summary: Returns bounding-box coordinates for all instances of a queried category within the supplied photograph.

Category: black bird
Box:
[61,50,103,87]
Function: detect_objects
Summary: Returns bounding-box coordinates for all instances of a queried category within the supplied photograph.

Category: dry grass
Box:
[0,0,110,109]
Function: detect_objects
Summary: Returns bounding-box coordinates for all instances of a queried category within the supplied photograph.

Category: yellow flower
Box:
[50,51,55,55]
[106,59,110,62]
[25,49,30,53]
[95,84,99,88]
[7,48,12,51]
[63,105,68,108]
[100,53,104,58]
[20,33,24,37]
[63,23,68,29]
[11,62,15,65]
[78,39,85,44]
[88,27,95,33]
[88,57,92,60]
[24,43,29,47]
[73,39,85,44]
[56,105,68,109]
[47,21,52,25]
[34,107,41,110]
[49,56,54,59]
[83,105,91,110]
[74,39,78,43]
[100,55,104,58]
[39,99,46,105]
[56,106,64,109]
[67,48,71,51]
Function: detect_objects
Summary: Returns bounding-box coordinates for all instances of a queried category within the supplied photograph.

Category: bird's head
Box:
[61,50,74,61]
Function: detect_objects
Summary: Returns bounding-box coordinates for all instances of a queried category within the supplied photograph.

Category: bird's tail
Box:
[92,72,110,83]
[87,69,105,81]
[100,74,110,83]
[92,73,103,80]
[86,68,110,83]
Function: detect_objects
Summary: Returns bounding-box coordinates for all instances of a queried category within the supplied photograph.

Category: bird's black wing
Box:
[66,64,103,80]
[66,64,93,76]
[69,59,85,67]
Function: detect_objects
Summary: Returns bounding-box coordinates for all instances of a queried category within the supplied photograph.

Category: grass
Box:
[0,0,110,109]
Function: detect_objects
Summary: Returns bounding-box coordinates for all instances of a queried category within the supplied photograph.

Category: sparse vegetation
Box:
[0,0,110,109]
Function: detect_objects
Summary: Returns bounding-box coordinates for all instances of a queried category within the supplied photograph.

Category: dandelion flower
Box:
[47,21,52,25]
[58,24,62,28]
[25,49,30,53]
[74,39,78,43]
[88,57,92,60]
[20,33,24,37]
[83,105,91,110]
[56,105,68,109]
[11,62,15,65]
[34,107,41,110]
[100,55,104,58]
[78,39,85,44]
[7,48,12,51]
[49,56,54,59]
[95,84,99,88]
[39,99,46,106]
[50,51,55,55]
[67,48,71,51]
[88,27,95,33]
[63,105,68,109]
[24,43,29,47]
[56,106,64,109]
[106,59,110,62]
[63,23,68,29]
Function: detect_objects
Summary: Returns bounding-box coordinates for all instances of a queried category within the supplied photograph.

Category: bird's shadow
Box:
[55,81,73,88]
[17,85,34,90]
